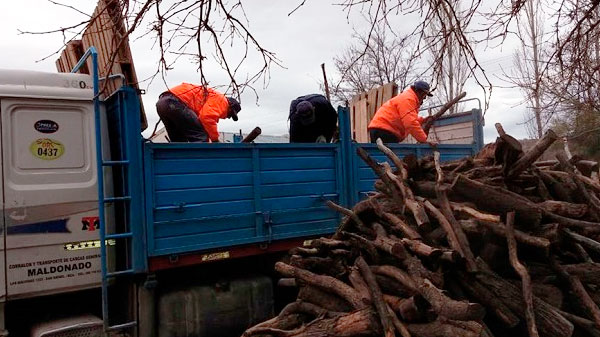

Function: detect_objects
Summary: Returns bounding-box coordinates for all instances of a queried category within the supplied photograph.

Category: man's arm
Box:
[200,102,222,142]
[402,112,429,143]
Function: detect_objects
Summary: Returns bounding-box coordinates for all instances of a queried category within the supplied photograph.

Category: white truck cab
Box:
[0,70,106,335]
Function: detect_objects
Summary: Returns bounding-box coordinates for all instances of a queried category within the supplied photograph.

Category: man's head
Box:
[226,97,241,121]
[295,101,316,126]
[411,80,433,102]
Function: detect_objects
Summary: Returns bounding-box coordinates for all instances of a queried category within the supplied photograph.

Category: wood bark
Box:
[538,200,588,218]
[452,175,543,227]
[474,259,574,337]
[507,129,558,179]
[406,318,483,337]
[422,92,467,133]
[551,257,600,329]
[356,256,395,337]
[505,211,539,337]
[275,262,367,310]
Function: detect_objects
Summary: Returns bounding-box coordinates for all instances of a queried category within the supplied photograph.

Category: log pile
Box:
[242,125,600,337]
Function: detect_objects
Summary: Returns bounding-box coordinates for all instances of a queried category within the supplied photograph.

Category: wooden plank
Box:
[349,82,400,142]
[56,0,147,129]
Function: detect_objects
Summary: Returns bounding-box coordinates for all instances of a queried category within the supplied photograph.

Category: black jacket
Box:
[289,94,337,143]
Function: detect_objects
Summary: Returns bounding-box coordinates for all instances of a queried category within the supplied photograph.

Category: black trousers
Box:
[155,93,209,142]
[369,128,400,143]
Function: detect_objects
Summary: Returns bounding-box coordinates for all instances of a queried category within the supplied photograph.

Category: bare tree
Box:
[329,25,416,103]
[506,0,546,139]
[21,0,283,101]
[22,0,600,114]
[427,0,469,112]
[540,2,600,157]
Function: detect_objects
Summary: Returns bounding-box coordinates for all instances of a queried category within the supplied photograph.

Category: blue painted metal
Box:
[73,47,143,332]
[73,47,114,330]
[93,80,484,264]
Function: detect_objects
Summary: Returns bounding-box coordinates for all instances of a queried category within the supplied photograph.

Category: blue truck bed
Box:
[107,86,484,272]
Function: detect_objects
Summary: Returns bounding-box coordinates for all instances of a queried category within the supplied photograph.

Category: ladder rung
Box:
[105,232,133,240]
[103,196,131,203]
[107,269,134,278]
[106,321,137,331]
[102,160,130,166]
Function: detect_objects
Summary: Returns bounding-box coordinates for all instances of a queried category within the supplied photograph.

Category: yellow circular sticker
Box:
[30,138,65,160]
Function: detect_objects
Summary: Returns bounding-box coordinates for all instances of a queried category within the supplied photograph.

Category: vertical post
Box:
[86,47,111,331]
[321,63,331,102]
[337,106,354,208]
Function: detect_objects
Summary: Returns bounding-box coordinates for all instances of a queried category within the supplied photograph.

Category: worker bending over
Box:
[289,94,337,143]
[368,80,436,145]
[156,83,241,142]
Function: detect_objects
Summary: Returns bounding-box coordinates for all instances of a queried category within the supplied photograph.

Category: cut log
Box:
[494,123,523,176]
[575,160,599,178]
[356,256,395,337]
[371,265,418,294]
[422,91,467,134]
[507,129,558,179]
[376,138,405,176]
[422,198,467,259]
[474,259,574,337]
[297,286,352,312]
[383,212,422,240]
[539,170,574,202]
[386,304,412,337]
[505,211,539,337]
[436,185,477,271]
[451,202,500,223]
[241,126,262,143]
[243,308,380,337]
[275,262,367,310]
[538,200,588,218]
[457,272,520,327]
[357,146,402,205]
[563,263,600,284]
[327,200,372,238]
[477,220,551,252]
[559,310,600,337]
[385,295,427,321]
[417,278,485,321]
[563,228,600,255]
[401,238,443,260]
[348,267,371,305]
[452,175,543,227]
[278,278,298,287]
[406,318,483,337]
[557,152,600,219]
[551,257,600,329]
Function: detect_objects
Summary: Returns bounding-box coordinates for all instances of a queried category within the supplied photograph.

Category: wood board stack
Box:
[55,0,147,130]
[350,83,398,142]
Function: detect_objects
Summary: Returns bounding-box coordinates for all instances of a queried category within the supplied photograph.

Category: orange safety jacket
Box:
[169,83,229,142]
[368,87,428,143]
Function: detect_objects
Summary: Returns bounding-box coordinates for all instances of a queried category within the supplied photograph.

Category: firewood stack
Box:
[242,124,600,337]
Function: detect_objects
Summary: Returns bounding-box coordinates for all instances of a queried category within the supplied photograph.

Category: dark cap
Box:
[295,101,316,125]
[413,80,433,96]
[226,97,241,121]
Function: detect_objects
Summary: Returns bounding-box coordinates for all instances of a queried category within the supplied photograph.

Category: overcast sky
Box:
[0,0,529,143]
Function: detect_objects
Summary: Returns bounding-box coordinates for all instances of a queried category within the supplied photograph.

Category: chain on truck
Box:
[0,47,484,337]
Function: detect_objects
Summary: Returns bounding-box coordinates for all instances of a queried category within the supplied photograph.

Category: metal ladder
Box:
[71,47,138,334]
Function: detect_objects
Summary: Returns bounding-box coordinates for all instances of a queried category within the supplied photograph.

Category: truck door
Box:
[1,96,102,299]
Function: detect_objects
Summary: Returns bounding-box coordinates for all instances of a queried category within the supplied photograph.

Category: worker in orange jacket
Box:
[156,83,241,142]
[368,80,436,145]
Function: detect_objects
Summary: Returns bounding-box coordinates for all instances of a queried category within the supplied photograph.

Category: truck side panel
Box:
[145,144,343,257]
